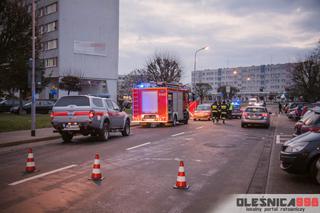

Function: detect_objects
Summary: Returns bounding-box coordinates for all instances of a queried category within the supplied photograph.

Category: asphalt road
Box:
[0,105,318,213]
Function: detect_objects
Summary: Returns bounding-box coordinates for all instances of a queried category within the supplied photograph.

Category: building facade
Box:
[192,63,294,99]
[25,0,119,99]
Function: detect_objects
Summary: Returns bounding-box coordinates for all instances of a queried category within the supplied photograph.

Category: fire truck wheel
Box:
[122,120,130,136]
[173,115,177,127]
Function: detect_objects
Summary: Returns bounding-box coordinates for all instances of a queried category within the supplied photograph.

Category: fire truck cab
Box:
[132,82,190,126]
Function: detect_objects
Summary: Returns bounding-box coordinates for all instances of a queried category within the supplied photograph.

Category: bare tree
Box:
[144,53,182,83]
[59,72,83,95]
[193,83,212,104]
[217,85,239,99]
[289,42,320,102]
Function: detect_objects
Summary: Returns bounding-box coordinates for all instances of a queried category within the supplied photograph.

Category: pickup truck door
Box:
[111,101,126,128]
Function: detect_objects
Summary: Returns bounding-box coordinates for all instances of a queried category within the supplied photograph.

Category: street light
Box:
[31,0,36,136]
[233,70,238,75]
[193,46,209,74]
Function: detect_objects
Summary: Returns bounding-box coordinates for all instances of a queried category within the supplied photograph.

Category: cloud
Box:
[119,0,320,83]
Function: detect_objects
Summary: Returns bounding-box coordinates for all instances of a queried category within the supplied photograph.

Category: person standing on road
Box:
[278,102,282,114]
[228,101,234,119]
[220,101,228,124]
[211,101,219,123]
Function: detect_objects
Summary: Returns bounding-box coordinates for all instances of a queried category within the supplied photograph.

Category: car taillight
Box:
[50,112,54,118]
[262,113,268,117]
[89,111,95,119]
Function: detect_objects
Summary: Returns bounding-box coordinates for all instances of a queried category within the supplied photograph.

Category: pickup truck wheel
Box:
[61,132,73,143]
[310,156,320,184]
[98,122,109,141]
[122,121,130,136]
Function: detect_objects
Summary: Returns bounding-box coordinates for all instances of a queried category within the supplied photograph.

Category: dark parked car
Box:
[280,131,320,184]
[11,99,56,114]
[0,99,20,112]
[294,110,320,136]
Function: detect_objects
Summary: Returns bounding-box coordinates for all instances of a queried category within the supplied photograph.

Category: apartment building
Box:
[192,63,294,98]
[24,0,119,99]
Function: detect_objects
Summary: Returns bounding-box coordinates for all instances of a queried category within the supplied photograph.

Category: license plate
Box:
[144,119,155,121]
[64,124,80,131]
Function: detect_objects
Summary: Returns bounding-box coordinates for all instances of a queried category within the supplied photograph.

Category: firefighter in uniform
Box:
[228,101,234,119]
[220,101,228,124]
[211,101,219,123]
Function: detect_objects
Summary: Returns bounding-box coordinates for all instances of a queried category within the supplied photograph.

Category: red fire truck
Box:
[132,82,190,126]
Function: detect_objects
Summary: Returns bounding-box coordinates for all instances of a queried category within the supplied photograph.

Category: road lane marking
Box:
[171,132,185,137]
[196,126,204,130]
[9,164,77,186]
[126,142,151,151]
[276,134,292,144]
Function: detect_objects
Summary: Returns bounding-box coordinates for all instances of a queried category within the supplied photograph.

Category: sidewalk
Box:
[0,122,140,148]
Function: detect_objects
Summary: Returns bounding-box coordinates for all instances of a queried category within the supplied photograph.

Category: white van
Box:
[248,98,258,106]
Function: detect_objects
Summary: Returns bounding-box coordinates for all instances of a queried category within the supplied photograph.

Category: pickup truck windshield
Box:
[55,96,90,107]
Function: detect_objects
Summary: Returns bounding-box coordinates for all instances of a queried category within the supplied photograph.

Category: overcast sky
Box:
[119,0,320,83]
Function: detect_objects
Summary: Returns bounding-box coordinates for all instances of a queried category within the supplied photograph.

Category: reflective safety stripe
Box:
[26,162,35,167]
[92,169,101,174]
[28,153,34,158]
[178,167,185,172]
[177,176,186,182]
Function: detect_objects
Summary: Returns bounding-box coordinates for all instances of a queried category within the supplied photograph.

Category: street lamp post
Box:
[31,0,36,136]
[193,46,209,74]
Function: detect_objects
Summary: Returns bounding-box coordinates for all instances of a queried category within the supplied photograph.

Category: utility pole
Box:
[31,0,36,136]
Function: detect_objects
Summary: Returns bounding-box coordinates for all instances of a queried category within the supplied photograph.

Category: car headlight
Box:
[284,141,309,153]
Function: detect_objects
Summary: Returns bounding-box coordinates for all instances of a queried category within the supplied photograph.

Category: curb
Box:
[0,123,141,148]
[0,135,61,148]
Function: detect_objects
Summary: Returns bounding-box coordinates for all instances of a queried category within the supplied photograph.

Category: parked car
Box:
[280,131,320,184]
[0,98,20,112]
[294,110,320,136]
[51,95,130,142]
[241,106,271,128]
[11,99,56,114]
[248,98,258,106]
[193,104,211,121]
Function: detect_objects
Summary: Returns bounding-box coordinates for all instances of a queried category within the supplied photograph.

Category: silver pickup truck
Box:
[51,95,130,142]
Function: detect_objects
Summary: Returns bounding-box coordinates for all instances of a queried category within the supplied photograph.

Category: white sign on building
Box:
[74,40,107,56]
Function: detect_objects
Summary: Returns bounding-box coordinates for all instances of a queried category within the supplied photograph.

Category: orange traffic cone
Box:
[90,154,103,181]
[25,148,36,173]
[173,161,189,189]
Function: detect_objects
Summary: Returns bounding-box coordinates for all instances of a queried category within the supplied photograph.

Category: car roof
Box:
[246,105,265,108]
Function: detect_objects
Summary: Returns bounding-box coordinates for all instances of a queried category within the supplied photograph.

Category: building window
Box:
[47,21,57,32]
[46,3,57,15]
[44,58,58,68]
[39,25,45,35]
[45,39,57,50]
[38,7,44,17]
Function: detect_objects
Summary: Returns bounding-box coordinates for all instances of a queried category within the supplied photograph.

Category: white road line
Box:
[126,142,151,151]
[171,132,185,137]
[196,126,204,130]
[276,135,292,144]
[9,164,77,186]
